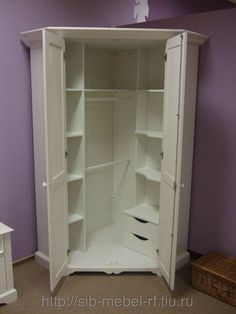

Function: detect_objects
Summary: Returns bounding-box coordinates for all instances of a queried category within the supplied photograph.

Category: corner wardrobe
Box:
[22,27,207,292]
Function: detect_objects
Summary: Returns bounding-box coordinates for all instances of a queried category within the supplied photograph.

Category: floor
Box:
[0,260,235,313]
[69,223,157,272]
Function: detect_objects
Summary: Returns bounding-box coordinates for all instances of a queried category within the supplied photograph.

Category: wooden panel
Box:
[124,214,159,242]
[43,30,68,292]
[124,231,158,259]
[159,34,183,290]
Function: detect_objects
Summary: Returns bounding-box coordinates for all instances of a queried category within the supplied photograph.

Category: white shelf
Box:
[136,168,161,183]
[135,129,162,139]
[67,173,83,183]
[85,97,118,102]
[86,160,129,173]
[68,213,84,224]
[85,89,135,92]
[145,89,164,93]
[66,88,83,92]
[124,204,159,225]
[67,132,83,138]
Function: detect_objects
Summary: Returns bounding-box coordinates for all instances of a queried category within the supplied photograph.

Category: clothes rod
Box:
[86,160,129,172]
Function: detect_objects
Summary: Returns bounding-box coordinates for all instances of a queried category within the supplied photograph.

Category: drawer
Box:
[0,255,7,294]
[0,235,4,255]
[124,214,159,242]
[124,231,158,259]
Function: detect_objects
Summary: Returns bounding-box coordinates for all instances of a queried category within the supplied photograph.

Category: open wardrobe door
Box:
[159,34,187,290]
[43,30,68,292]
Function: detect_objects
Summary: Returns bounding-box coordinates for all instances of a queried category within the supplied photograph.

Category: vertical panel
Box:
[159,34,184,290]
[43,30,68,292]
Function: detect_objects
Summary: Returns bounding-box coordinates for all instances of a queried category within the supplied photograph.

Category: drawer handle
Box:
[133,234,148,241]
[134,217,148,224]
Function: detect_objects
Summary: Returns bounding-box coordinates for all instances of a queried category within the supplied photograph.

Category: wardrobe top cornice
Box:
[21,27,208,47]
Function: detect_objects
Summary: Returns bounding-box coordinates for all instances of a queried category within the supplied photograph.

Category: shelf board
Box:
[85,97,118,102]
[146,89,164,93]
[66,88,83,92]
[86,160,129,173]
[135,129,162,139]
[68,213,84,224]
[85,89,135,92]
[124,204,159,225]
[67,174,83,183]
[136,168,161,183]
[67,132,83,138]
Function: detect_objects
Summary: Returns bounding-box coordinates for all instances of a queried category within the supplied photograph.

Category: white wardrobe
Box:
[22,27,207,292]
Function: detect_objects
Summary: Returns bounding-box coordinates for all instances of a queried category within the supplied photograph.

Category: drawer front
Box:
[124,214,159,242]
[124,231,158,259]
[0,255,7,294]
[0,235,4,255]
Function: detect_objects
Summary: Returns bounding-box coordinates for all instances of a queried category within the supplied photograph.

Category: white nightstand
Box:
[0,223,17,304]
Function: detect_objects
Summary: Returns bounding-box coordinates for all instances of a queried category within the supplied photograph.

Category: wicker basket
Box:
[192,251,236,306]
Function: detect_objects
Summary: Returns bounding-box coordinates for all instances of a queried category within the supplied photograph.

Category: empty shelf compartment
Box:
[135,168,161,183]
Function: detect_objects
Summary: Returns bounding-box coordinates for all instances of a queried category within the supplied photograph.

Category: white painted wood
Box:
[124,214,159,241]
[68,213,84,224]
[86,160,129,173]
[25,27,206,290]
[66,43,84,89]
[124,204,159,225]
[21,28,208,47]
[124,231,158,259]
[35,251,49,270]
[0,224,17,304]
[171,33,200,286]
[30,41,49,262]
[67,132,83,138]
[67,173,83,182]
[68,224,158,274]
[159,34,184,290]
[135,129,163,139]
[43,30,68,292]
[136,168,161,183]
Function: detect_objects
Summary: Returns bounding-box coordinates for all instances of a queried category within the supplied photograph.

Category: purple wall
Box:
[128,8,236,256]
[0,1,234,261]
[147,0,234,21]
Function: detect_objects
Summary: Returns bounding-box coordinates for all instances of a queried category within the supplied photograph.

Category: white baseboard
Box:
[35,251,49,270]
[176,251,190,269]
[0,289,17,304]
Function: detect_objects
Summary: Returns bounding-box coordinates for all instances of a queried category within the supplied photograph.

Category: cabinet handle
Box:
[133,234,148,241]
[134,217,148,224]
[42,182,47,188]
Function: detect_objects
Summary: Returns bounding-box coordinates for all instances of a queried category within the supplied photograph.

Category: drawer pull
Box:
[133,234,148,241]
[134,217,148,224]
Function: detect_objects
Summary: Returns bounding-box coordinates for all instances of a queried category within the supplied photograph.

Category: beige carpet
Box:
[0,260,235,313]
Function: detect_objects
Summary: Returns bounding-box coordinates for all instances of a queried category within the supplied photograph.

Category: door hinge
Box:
[63,52,67,60]
[176,113,180,119]
[67,249,70,256]
[163,53,167,62]
[173,182,177,191]
[65,150,69,158]
[160,151,164,159]
[156,249,159,255]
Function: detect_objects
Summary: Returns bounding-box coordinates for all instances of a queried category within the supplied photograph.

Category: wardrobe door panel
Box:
[159,34,185,290]
[43,30,68,292]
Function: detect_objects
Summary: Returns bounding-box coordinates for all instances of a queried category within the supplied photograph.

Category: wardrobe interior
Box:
[65,39,165,269]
